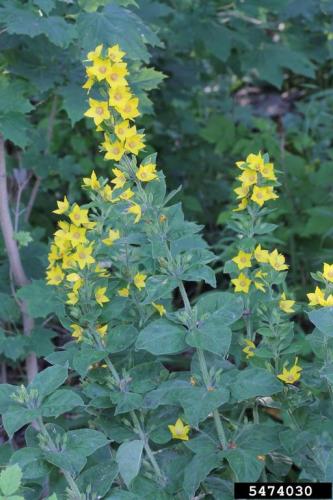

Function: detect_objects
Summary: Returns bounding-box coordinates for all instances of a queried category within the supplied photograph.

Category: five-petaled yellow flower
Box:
[269,249,288,272]
[53,196,69,215]
[168,418,190,441]
[71,324,83,342]
[277,358,302,384]
[152,302,166,316]
[232,250,252,270]
[323,263,333,283]
[102,229,120,246]
[136,163,157,182]
[231,273,251,293]
[279,293,295,314]
[95,287,109,307]
[134,273,147,290]
[84,98,110,126]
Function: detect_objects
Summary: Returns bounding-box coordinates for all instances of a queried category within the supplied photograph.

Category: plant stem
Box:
[178,281,227,449]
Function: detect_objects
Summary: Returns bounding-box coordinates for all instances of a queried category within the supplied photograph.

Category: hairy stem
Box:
[0,135,38,382]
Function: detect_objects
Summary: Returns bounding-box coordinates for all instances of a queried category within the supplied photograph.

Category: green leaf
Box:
[197,292,244,326]
[77,5,160,62]
[231,368,283,402]
[3,408,40,438]
[309,307,333,337]
[113,392,143,415]
[0,464,22,496]
[183,452,221,497]
[130,67,166,91]
[0,293,20,321]
[33,0,55,15]
[116,440,143,487]
[136,319,187,355]
[106,325,138,354]
[73,346,106,377]
[30,364,68,399]
[224,449,264,482]
[41,389,84,417]
[77,461,119,497]
[10,447,48,481]
[186,323,232,356]
[0,113,31,148]
[143,275,178,304]
[29,328,56,357]
[17,280,64,319]
[181,265,216,287]
[203,24,231,62]
[59,83,86,125]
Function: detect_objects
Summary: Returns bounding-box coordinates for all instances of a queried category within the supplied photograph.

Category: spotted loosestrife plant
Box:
[0,47,332,499]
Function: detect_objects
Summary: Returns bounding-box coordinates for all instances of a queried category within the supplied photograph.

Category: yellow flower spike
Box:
[104,140,125,162]
[83,170,100,190]
[53,196,69,215]
[95,287,109,307]
[96,324,108,337]
[46,265,65,286]
[73,244,95,269]
[277,358,302,384]
[84,98,110,127]
[168,418,190,441]
[238,168,257,186]
[87,44,103,62]
[254,244,270,264]
[90,57,112,82]
[106,62,129,86]
[117,97,140,120]
[232,250,252,270]
[118,286,130,297]
[136,163,157,182]
[124,132,145,155]
[69,204,89,227]
[231,273,251,293]
[279,292,295,314]
[152,302,166,316]
[128,202,142,223]
[71,324,83,342]
[134,272,147,290]
[109,85,131,108]
[102,229,120,246]
[269,249,288,272]
[108,44,126,62]
[323,263,333,283]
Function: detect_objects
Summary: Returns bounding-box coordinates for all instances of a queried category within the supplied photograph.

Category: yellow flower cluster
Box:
[230,246,294,313]
[46,45,166,344]
[233,152,278,211]
[83,44,147,163]
[307,262,333,307]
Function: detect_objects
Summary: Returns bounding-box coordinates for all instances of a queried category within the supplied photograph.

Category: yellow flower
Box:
[254,244,270,264]
[66,290,79,305]
[124,132,145,155]
[53,196,69,215]
[71,324,83,342]
[90,57,112,81]
[279,292,295,314]
[46,265,65,286]
[134,272,146,290]
[168,418,190,441]
[259,162,276,181]
[108,44,126,62]
[114,120,135,141]
[242,339,255,359]
[111,167,127,189]
[251,185,278,207]
[95,287,109,307]
[103,140,125,162]
[96,324,108,337]
[69,204,89,227]
[73,244,95,269]
[234,183,249,199]
[119,188,134,201]
[87,44,103,62]
[118,286,130,297]
[323,263,333,283]
[238,168,257,186]
[102,229,120,246]
[62,253,78,270]
[84,98,110,126]
[307,287,327,307]
[232,250,252,270]
[277,358,302,384]
[233,198,248,211]
[246,152,265,170]
[152,302,166,316]
[66,272,81,283]
[48,244,62,265]
[83,170,100,190]
[68,224,87,248]
[106,62,128,86]
[94,264,110,277]
[128,202,142,223]
[231,273,251,293]
[254,281,265,292]
[269,249,288,271]
[109,85,131,108]
[136,163,157,182]
[117,97,140,120]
